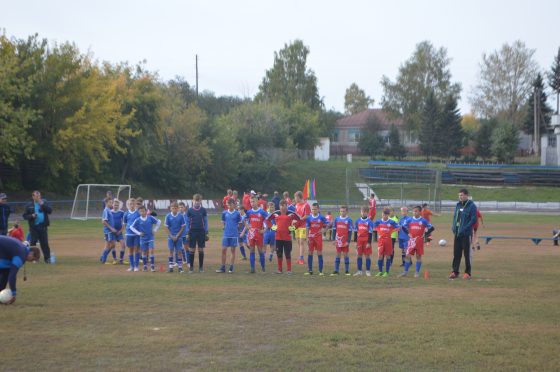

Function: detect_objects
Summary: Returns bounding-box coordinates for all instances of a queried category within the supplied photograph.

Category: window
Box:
[549,134,557,148]
[348,129,360,143]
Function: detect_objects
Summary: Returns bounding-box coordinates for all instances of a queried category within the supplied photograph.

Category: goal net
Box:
[71,184,132,220]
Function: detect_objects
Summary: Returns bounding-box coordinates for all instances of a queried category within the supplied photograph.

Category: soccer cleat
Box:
[188,269,194,274]
[398,272,408,278]
[286,271,293,275]
[345,272,351,276]
[216,268,226,273]
[376,272,383,277]
[150,268,156,272]
[228,268,234,274]
[319,272,325,276]
[463,273,471,280]
[127,267,133,272]
[133,267,139,272]
[112,260,117,265]
[249,268,256,274]
[304,271,313,276]
[297,259,305,265]
[241,256,247,261]
[178,268,185,274]
[414,272,420,278]
[261,269,266,274]
[382,272,389,277]
[365,271,372,277]
[330,271,339,276]
[353,271,363,276]
[274,271,283,274]
[199,268,204,273]
[122,260,129,265]
[143,267,148,272]
[476,243,481,250]
[168,268,174,273]
[448,272,457,280]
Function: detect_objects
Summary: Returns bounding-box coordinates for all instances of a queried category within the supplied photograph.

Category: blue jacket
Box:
[0,236,28,296]
[451,199,477,237]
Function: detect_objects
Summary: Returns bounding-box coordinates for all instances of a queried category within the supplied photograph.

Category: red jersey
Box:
[222,195,232,209]
[245,208,268,230]
[242,194,251,211]
[333,216,353,246]
[8,226,25,241]
[295,201,311,228]
[355,217,374,242]
[258,199,268,211]
[306,214,329,239]
[372,218,400,240]
[267,212,300,241]
[285,197,292,206]
[405,217,432,239]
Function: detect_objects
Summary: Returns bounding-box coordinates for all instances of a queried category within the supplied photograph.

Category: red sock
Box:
[277,259,283,272]
[287,258,292,271]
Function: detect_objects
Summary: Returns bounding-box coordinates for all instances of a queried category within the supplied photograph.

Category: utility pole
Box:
[534,87,540,156]
[195,54,199,101]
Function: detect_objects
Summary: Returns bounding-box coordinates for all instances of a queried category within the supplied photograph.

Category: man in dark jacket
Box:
[22,190,52,263]
[0,193,12,235]
[450,188,477,280]
[271,191,281,211]
[0,236,41,304]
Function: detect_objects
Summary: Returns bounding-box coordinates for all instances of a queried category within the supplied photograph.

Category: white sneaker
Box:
[133,267,139,272]
[353,270,363,276]
[127,267,133,272]
[398,272,408,277]
[365,271,371,277]
[414,272,420,278]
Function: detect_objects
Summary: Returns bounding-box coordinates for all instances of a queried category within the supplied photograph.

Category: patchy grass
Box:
[2,215,560,371]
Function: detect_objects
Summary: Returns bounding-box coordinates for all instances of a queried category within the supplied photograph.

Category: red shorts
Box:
[368,209,376,220]
[356,240,372,255]
[308,237,323,252]
[406,237,424,256]
[336,245,349,253]
[248,229,263,248]
[377,238,393,256]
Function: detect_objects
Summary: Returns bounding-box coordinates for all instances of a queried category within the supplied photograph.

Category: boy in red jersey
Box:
[222,189,233,209]
[368,192,377,241]
[294,191,311,265]
[241,196,268,273]
[398,206,434,278]
[331,206,353,276]
[266,200,300,274]
[372,209,401,277]
[283,191,292,206]
[305,203,330,275]
[353,206,374,277]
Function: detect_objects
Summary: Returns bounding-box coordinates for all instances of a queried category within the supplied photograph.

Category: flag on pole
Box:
[311,179,316,200]
[302,179,309,200]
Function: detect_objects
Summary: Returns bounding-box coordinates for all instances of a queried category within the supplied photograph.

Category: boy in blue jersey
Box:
[241,197,269,273]
[353,206,375,276]
[164,201,186,273]
[305,203,330,276]
[100,197,117,264]
[123,198,140,272]
[130,205,161,272]
[238,206,248,260]
[264,202,277,263]
[0,236,41,304]
[331,206,353,276]
[178,202,190,268]
[186,194,209,273]
[217,198,242,273]
[111,199,126,265]
[398,207,412,266]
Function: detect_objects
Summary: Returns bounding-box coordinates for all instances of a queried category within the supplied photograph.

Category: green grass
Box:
[2,215,560,370]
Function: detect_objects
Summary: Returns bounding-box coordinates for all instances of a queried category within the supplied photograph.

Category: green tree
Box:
[470,40,539,126]
[358,115,385,158]
[548,46,560,114]
[256,40,323,110]
[318,109,343,137]
[285,102,321,149]
[475,118,494,161]
[380,41,461,131]
[522,73,552,135]
[418,91,440,161]
[436,95,464,158]
[344,83,373,115]
[385,124,406,159]
[491,120,519,163]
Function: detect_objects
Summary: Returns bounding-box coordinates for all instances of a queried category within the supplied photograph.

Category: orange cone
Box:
[424,270,429,279]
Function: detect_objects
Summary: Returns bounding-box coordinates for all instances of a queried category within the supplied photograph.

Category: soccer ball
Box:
[0,288,13,304]
[438,239,447,247]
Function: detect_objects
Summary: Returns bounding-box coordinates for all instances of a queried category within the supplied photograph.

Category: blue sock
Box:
[366,257,371,271]
[318,255,324,273]
[404,261,411,272]
[240,246,247,258]
[119,250,125,261]
[250,252,255,270]
[308,255,313,272]
[300,255,304,261]
[150,255,155,268]
[416,261,422,273]
[101,249,109,263]
[168,256,173,268]
[229,264,234,272]
[176,253,183,269]
[335,257,341,272]
[357,257,363,271]
[344,257,350,273]
[134,252,140,268]
[259,252,265,270]
[128,254,134,269]
[111,250,117,259]
[269,252,273,261]
[377,259,383,272]
[386,258,392,273]
[142,255,147,268]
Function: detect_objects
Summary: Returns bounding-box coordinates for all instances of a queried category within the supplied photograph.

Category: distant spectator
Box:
[0,193,12,236]
[22,190,53,264]
[271,191,281,211]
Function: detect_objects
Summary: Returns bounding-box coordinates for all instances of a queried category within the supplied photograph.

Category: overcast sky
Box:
[2,0,559,114]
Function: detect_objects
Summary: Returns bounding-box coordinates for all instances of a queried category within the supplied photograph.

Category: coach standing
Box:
[0,193,12,235]
[23,191,52,263]
[449,188,477,279]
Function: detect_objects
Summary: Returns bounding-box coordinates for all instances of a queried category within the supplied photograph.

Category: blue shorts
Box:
[181,236,188,245]
[104,233,115,242]
[114,233,123,242]
[189,230,206,249]
[239,233,247,244]
[126,235,140,247]
[399,238,409,249]
[222,237,238,248]
[139,240,155,251]
[168,238,182,250]
[264,231,276,246]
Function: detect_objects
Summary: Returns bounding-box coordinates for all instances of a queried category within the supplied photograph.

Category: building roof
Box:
[335,108,405,130]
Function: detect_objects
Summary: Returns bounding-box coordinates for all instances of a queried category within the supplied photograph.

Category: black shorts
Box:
[276,240,292,258]
[189,230,206,249]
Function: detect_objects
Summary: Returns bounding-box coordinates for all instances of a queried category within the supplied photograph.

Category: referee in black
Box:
[449,188,477,280]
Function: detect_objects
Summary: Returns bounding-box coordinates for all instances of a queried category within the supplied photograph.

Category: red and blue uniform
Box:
[245,208,268,247]
[372,218,401,256]
[306,214,329,252]
[332,216,353,253]
[403,217,433,256]
[354,217,374,255]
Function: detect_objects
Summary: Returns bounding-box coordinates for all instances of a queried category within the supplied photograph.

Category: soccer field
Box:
[3,213,560,371]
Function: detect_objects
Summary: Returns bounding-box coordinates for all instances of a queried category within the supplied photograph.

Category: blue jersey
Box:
[180,211,189,237]
[398,215,413,240]
[102,207,114,233]
[123,209,140,236]
[110,210,125,231]
[0,236,29,296]
[130,216,161,242]
[187,206,208,232]
[238,215,248,236]
[165,212,186,236]
[222,210,242,238]
[332,216,353,243]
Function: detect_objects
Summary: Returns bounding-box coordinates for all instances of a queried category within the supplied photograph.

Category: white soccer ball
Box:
[0,288,13,304]
[438,239,447,247]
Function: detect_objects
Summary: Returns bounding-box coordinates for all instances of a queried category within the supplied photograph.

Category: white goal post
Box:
[71,184,132,220]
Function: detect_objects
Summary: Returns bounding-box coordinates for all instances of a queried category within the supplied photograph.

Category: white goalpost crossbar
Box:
[71,184,132,220]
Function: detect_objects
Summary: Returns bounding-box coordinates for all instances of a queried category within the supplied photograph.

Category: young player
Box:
[8,221,24,242]
[178,201,190,268]
[283,191,292,206]
[130,205,161,272]
[421,203,434,245]
[164,201,186,273]
[293,191,311,265]
[266,200,300,274]
[305,203,330,275]
[222,189,233,210]
[368,192,377,242]
[217,198,242,273]
[100,197,117,264]
[399,206,434,278]
[186,194,209,273]
[353,206,375,276]
[331,206,353,276]
[472,207,484,251]
[389,208,399,264]
[257,194,268,211]
[372,209,401,277]
[398,207,412,266]
[111,199,126,265]
[264,202,277,262]
[123,198,140,272]
[237,206,248,260]
[241,197,268,273]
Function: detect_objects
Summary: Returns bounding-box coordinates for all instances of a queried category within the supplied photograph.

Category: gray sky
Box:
[3,0,559,114]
